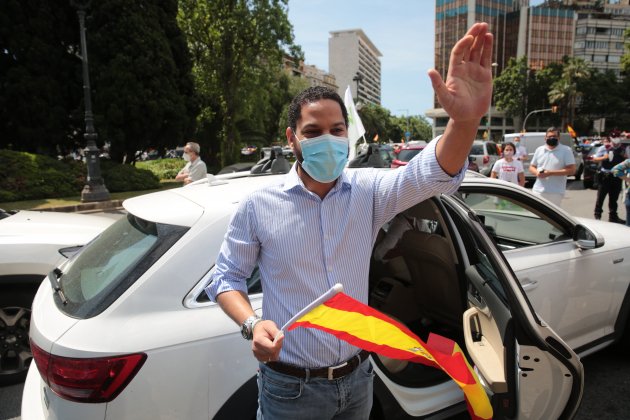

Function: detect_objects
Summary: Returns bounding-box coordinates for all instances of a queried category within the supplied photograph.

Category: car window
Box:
[458,192,569,249]
[486,143,498,155]
[470,144,484,155]
[397,149,422,162]
[195,266,262,304]
[57,214,188,318]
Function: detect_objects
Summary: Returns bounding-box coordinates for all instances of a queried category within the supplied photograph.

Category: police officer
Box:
[593,137,626,223]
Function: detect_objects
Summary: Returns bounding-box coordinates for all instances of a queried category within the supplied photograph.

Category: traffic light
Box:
[551,105,558,113]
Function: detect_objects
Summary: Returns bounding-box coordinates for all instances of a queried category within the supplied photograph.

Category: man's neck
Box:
[296,165,336,200]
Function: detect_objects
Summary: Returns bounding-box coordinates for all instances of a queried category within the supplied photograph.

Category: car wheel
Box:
[0,286,35,386]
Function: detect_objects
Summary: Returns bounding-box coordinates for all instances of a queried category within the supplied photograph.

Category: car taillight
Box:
[483,155,489,165]
[31,340,146,403]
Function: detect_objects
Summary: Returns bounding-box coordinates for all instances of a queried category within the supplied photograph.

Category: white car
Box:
[24,172,604,419]
[468,140,500,176]
[0,209,114,385]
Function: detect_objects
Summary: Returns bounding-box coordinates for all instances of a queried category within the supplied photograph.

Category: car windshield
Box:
[57,214,188,318]
[397,149,422,162]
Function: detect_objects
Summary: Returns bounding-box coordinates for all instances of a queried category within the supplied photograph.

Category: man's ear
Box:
[286,127,295,148]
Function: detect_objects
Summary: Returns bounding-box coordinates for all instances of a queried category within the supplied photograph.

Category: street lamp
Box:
[352,72,363,103]
[487,62,498,141]
[72,0,110,202]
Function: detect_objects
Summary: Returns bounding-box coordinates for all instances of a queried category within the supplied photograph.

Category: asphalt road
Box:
[1,180,628,419]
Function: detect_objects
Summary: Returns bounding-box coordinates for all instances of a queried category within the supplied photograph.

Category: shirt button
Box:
[328,268,333,273]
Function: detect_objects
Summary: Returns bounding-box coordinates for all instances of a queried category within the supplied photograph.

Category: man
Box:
[514,135,528,162]
[529,127,576,207]
[592,137,626,223]
[206,23,493,419]
[175,141,207,185]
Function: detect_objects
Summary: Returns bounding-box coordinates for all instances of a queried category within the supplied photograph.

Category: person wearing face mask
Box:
[206,23,494,420]
[611,157,630,227]
[175,141,207,185]
[490,142,525,186]
[529,127,576,207]
[513,136,528,162]
[592,137,626,223]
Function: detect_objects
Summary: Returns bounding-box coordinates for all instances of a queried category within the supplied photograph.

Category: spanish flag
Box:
[285,285,493,420]
[567,125,577,138]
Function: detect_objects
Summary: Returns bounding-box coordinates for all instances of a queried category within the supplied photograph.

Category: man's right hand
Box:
[252,320,284,363]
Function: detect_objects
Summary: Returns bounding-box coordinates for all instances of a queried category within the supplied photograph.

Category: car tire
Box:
[0,285,37,386]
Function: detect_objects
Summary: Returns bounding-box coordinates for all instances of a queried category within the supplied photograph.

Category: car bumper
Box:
[21,364,46,420]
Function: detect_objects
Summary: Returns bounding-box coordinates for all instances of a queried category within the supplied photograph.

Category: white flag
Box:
[344,85,365,143]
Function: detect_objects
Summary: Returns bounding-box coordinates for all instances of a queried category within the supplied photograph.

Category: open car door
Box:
[444,195,584,419]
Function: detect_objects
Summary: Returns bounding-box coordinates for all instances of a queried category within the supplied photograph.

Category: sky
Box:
[287,0,547,118]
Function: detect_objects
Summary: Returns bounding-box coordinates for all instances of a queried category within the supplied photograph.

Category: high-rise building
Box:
[329,29,382,105]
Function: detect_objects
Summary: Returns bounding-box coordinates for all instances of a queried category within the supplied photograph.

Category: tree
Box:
[0,0,82,155]
[357,104,395,142]
[88,0,197,162]
[548,57,590,128]
[493,57,529,121]
[178,0,301,167]
[622,27,630,76]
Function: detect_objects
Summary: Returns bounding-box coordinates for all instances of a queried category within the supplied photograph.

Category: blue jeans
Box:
[256,359,374,420]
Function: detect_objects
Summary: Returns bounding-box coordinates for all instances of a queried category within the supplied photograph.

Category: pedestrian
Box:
[205,22,494,420]
[490,142,525,186]
[593,137,627,223]
[611,157,630,226]
[529,127,576,207]
[175,141,207,185]
[513,135,528,162]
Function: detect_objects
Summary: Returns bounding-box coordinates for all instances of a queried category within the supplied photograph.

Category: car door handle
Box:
[520,277,538,291]
[613,258,624,264]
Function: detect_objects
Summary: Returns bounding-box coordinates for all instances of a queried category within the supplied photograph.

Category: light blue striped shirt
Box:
[206,138,465,368]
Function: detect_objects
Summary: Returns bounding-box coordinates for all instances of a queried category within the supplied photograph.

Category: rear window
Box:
[486,143,498,155]
[397,149,422,162]
[470,144,484,155]
[55,214,188,318]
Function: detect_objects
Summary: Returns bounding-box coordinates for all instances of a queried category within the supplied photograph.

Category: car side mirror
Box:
[573,224,604,250]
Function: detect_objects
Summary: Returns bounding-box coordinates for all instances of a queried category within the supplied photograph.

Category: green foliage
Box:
[136,158,185,180]
[494,57,529,120]
[0,150,85,202]
[0,150,161,202]
[0,0,83,155]
[178,0,302,167]
[100,160,160,192]
[89,0,197,162]
[622,28,630,75]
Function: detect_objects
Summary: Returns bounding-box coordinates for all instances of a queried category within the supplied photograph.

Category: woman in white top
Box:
[491,142,525,186]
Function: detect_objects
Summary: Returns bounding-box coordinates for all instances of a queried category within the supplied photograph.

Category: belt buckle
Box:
[327,361,348,380]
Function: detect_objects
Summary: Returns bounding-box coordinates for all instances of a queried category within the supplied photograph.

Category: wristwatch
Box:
[241,315,262,340]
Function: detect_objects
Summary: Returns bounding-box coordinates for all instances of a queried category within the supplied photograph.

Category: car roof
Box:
[123,170,500,227]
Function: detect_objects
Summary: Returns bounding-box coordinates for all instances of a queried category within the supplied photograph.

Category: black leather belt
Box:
[267,350,369,380]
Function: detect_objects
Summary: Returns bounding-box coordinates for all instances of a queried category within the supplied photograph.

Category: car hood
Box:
[574,217,630,249]
[0,210,115,246]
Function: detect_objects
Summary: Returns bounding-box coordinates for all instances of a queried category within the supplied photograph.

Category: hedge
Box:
[0,150,160,202]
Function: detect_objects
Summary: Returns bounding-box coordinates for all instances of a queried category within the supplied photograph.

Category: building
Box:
[282,55,338,91]
[572,1,630,78]
[329,29,382,105]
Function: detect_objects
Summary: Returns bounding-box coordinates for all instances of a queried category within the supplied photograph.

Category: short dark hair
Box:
[546,127,559,135]
[287,86,348,132]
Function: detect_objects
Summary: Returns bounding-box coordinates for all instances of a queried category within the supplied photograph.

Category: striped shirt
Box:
[206,138,465,368]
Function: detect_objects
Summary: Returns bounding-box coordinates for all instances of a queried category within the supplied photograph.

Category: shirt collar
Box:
[282,162,351,193]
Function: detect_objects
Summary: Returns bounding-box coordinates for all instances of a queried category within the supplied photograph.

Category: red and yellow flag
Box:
[288,291,493,420]
[567,125,577,138]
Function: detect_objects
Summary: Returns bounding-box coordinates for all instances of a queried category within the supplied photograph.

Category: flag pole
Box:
[273,283,344,342]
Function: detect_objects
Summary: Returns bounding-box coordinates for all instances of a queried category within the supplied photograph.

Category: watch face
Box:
[241,323,250,340]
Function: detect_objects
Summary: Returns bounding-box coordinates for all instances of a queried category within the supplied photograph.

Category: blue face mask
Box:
[294,132,349,183]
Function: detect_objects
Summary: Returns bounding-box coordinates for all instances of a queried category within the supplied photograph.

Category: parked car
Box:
[467,155,480,173]
[390,141,427,168]
[23,170,594,419]
[0,210,115,385]
[582,142,602,190]
[502,133,584,185]
[468,140,500,176]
